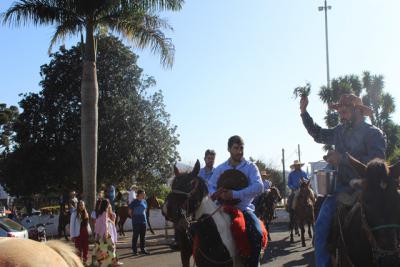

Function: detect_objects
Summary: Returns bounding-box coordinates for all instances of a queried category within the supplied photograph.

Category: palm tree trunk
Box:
[81,22,98,212]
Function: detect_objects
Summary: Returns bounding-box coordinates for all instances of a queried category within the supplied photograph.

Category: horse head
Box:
[348,153,400,265]
[298,179,315,205]
[162,160,208,229]
[270,186,282,203]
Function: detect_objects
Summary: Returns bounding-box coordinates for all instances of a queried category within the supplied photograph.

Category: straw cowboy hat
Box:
[290,160,304,169]
[329,94,373,118]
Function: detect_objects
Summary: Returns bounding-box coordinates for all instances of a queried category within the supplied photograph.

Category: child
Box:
[128,189,149,255]
[70,200,91,265]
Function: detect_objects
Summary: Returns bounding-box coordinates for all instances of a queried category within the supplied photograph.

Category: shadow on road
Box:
[261,222,315,267]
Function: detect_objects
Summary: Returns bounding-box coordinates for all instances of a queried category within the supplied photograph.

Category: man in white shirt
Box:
[128,185,137,204]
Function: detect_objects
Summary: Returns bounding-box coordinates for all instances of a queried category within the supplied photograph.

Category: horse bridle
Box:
[360,201,400,264]
[169,188,232,265]
[338,199,400,266]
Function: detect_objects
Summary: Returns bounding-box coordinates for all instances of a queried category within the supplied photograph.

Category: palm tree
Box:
[2,0,183,211]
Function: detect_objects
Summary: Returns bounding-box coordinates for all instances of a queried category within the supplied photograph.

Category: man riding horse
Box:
[287,160,308,211]
[299,93,386,266]
[208,135,265,267]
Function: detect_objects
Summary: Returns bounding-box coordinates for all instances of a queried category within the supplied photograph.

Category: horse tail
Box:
[46,240,83,267]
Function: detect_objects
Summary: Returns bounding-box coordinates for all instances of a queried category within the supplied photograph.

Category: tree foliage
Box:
[0,35,179,196]
[250,157,286,196]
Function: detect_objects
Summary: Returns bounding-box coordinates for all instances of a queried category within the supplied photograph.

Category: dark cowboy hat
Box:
[217,169,248,205]
[329,94,373,117]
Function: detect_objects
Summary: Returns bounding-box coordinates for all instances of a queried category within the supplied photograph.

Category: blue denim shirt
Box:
[301,111,386,185]
[288,170,308,190]
[208,158,263,211]
[263,179,272,191]
[198,167,215,183]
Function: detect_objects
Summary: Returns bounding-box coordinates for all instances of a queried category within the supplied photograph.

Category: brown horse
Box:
[115,195,160,236]
[0,238,83,267]
[255,186,282,241]
[289,180,315,247]
[331,155,400,267]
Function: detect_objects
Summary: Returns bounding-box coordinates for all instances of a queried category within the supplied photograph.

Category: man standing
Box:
[287,160,308,210]
[198,149,216,183]
[300,94,386,267]
[208,135,264,266]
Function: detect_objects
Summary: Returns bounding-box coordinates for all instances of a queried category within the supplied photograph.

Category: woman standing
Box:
[70,200,91,265]
[93,199,122,266]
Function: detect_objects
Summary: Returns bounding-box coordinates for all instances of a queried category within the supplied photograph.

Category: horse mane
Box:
[46,240,83,267]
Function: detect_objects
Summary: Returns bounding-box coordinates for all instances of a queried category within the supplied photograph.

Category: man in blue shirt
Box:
[208,135,264,266]
[128,189,150,255]
[198,149,216,183]
[300,94,386,267]
[287,160,308,210]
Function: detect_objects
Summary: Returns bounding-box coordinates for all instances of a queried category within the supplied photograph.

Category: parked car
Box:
[0,217,28,238]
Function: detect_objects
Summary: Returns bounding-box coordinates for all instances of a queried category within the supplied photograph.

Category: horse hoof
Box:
[302,243,306,247]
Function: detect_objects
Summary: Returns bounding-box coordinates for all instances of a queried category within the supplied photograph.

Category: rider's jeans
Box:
[315,195,336,267]
[315,184,347,267]
[243,210,263,267]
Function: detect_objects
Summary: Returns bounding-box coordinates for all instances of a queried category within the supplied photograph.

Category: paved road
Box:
[115,210,316,267]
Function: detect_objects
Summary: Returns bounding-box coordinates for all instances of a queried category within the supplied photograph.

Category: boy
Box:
[128,189,150,255]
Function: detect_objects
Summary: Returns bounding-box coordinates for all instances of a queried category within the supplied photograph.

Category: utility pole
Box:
[319,0,332,89]
[282,148,286,203]
[298,144,301,162]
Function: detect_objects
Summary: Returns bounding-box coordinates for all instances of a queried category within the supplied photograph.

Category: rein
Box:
[169,189,232,266]
[360,199,400,263]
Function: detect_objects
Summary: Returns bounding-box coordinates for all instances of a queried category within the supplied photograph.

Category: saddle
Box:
[327,190,361,255]
[216,170,268,257]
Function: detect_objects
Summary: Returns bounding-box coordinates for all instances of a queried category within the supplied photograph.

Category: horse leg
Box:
[300,222,306,247]
[308,222,312,238]
[179,231,192,267]
[267,221,271,241]
[289,212,294,243]
[146,208,155,235]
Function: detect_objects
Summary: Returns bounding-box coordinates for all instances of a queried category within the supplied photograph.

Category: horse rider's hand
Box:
[300,96,308,114]
[211,188,223,201]
[219,189,233,201]
[325,150,341,167]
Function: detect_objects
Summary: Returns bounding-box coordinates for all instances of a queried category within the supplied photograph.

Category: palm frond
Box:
[2,0,81,27]
[136,0,184,12]
[48,19,83,53]
[101,12,174,68]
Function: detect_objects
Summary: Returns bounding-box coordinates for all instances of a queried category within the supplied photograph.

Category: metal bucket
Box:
[314,170,337,196]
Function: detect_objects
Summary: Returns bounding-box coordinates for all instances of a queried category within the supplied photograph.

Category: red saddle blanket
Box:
[223,205,268,257]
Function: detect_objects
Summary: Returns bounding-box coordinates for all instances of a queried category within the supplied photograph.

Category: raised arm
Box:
[300,96,335,145]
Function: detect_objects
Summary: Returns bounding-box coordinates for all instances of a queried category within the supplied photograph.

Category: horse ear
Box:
[174,164,180,177]
[192,159,200,176]
[347,152,367,178]
[389,161,400,180]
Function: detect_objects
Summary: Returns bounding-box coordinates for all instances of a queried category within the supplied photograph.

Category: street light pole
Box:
[319,0,332,89]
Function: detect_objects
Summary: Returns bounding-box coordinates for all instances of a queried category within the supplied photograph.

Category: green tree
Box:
[2,0,183,210]
[251,158,286,197]
[0,35,179,198]
[0,104,19,153]
[316,72,399,159]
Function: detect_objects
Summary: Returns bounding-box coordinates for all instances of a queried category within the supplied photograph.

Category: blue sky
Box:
[1,0,400,169]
